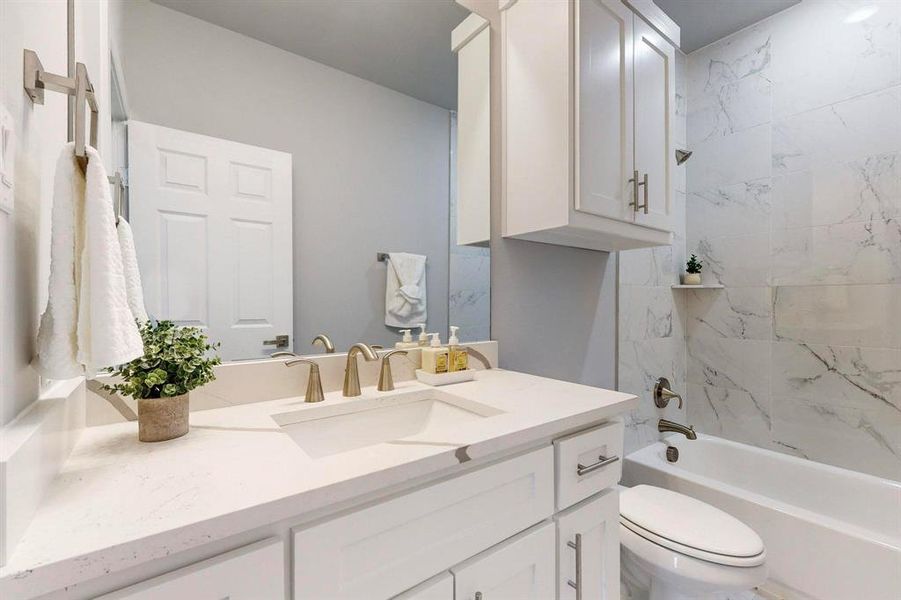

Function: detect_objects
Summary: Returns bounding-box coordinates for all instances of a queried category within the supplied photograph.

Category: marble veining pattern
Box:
[618,50,688,455]
[771,151,900,230]
[681,0,901,480]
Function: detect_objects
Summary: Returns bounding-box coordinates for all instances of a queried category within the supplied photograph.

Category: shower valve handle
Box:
[654,377,683,409]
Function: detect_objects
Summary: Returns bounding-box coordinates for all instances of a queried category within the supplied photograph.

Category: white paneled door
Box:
[128,121,293,360]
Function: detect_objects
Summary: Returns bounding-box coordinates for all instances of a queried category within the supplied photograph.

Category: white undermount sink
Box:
[271,392,504,458]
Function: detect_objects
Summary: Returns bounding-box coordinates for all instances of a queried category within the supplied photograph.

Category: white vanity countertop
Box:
[0,369,636,597]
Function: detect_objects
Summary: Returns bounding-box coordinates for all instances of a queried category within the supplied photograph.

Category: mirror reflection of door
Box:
[128,121,293,361]
[113,0,491,359]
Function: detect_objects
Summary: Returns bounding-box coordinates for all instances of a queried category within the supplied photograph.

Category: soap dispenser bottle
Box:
[396,329,418,350]
[421,333,449,374]
[447,326,468,372]
[416,324,429,347]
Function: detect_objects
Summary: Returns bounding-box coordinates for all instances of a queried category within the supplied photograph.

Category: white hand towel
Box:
[385,252,427,328]
[116,217,149,323]
[37,144,144,379]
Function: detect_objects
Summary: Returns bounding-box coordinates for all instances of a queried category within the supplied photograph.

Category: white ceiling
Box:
[151,0,470,110]
[654,0,801,53]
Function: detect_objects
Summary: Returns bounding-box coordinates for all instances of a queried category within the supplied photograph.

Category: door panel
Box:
[453,522,556,600]
[557,489,620,600]
[129,121,293,360]
[633,17,674,231]
[575,0,634,221]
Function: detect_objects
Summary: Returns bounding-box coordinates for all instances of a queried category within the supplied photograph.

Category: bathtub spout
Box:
[658,419,697,440]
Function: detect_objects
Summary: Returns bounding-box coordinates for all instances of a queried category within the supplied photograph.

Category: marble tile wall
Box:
[683,0,900,480]
[619,51,689,455]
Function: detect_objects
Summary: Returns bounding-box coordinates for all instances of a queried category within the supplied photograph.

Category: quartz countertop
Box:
[0,369,636,597]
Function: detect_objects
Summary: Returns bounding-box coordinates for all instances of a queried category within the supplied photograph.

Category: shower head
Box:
[675,149,692,165]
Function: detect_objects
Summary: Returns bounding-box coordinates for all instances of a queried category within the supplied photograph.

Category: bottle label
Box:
[452,351,468,372]
[435,352,448,373]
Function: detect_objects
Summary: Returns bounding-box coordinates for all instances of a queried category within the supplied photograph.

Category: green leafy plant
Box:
[686,254,703,274]
[103,320,221,400]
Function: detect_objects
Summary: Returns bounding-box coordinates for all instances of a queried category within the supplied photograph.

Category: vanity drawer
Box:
[293,446,554,599]
[554,420,623,510]
[98,538,285,599]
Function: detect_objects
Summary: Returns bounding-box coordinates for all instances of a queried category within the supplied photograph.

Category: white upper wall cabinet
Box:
[501,0,678,251]
[454,13,491,247]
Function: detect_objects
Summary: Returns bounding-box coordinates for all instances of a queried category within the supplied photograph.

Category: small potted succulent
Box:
[104,320,220,442]
[683,254,703,285]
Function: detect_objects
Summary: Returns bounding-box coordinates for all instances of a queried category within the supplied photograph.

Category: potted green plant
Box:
[683,254,703,285]
[104,320,221,442]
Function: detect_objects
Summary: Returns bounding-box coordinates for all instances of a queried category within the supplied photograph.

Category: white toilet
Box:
[619,485,767,600]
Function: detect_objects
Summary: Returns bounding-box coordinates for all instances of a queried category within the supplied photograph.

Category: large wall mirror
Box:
[107,0,490,361]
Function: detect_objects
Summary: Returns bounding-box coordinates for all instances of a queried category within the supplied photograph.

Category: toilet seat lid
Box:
[620,485,765,567]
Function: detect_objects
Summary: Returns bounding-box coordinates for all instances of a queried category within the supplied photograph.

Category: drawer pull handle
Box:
[566,533,582,600]
[576,454,619,476]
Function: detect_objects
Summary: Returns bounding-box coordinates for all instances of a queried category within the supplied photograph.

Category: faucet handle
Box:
[377,350,408,392]
[654,377,683,409]
[285,358,325,403]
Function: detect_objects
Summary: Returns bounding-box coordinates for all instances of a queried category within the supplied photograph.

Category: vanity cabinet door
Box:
[393,572,454,600]
[98,538,285,599]
[452,522,556,600]
[632,16,675,233]
[557,489,620,600]
[293,447,553,599]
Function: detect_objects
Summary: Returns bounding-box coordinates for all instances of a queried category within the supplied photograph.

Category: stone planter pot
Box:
[138,394,189,442]
[682,272,702,285]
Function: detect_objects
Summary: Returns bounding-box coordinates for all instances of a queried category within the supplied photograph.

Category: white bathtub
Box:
[623,434,901,600]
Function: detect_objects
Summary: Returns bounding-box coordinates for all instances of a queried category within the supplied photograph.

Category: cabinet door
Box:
[452,522,556,600]
[98,538,285,599]
[632,17,675,232]
[393,572,454,600]
[557,490,620,600]
[575,0,634,222]
[454,16,491,246]
[294,448,553,599]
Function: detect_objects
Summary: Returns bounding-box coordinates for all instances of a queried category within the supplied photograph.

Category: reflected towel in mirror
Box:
[116,217,149,323]
[385,252,427,328]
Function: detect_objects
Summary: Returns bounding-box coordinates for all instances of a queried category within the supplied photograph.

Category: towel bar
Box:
[24,50,98,172]
[23,0,99,173]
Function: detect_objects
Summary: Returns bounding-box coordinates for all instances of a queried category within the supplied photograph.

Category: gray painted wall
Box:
[117,0,450,354]
[461,0,617,387]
